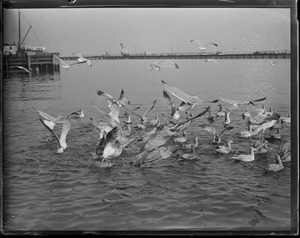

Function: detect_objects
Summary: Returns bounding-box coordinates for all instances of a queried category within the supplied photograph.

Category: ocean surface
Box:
[2,59,292,233]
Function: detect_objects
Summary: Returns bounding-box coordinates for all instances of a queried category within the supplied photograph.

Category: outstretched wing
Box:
[161,79,202,105]
[96,89,114,103]
[117,89,130,107]
[142,100,157,119]
[39,117,60,143]
[163,90,176,116]
[73,53,84,60]
[158,60,179,69]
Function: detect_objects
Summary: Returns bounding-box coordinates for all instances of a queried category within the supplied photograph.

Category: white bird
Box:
[149,60,179,71]
[199,124,234,144]
[161,79,218,109]
[69,108,85,120]
[224,110,232,125]
[232,147,257,162]
[97,88,130,108]
[162,90,181,120]
[265,154,284,172]
[253,140,268,154]
[216,104,226,117]
[8,66,31,73]
[53,55,75,70]
[190,40,218,50]
[204,59,218,64]
[278,139,291,162]
[219,96,266,111]
[73,53,92,67]
[34,108,65,130]
[149,114,160,127]
[120,43,133,56]
[39,115,71,154]
[173,130,188,143]
[101,127,133,162]
[182,137,199,151]
[177,147,198,161]
[280,114,291,124]
[131,99,157,129]
[270,61,278,66]
[216,140,234,154]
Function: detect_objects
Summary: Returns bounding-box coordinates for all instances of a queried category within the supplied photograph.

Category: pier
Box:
[3,53,61,76]
[61,50,290,61]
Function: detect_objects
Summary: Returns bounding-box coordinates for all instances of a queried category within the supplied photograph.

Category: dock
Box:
[3,53,61,77]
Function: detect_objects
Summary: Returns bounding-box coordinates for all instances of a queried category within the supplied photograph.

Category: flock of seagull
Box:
[35,74,291,171]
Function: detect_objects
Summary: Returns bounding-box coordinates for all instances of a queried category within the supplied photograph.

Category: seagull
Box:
[131,99,157,129]
[207,110,216,125]
[216,140,234,154]
[219,96,267,111]
[270,61,278,66]
[224,110,232,125]
[90,116,114,141]
[198,124,234,144]
[53,55,75,70]
[73,53,92,67]
[168,106,210,133]
[131,130,173,166]
[182,137,199,151]
[280,114,291,124]
[149,114,160,127]
[176,147,198,161]
[149,60,180,71]
[120,43,133,56]
[278,139,291,162]
[8,66,31,73]
[39,115,71,154]
[204,59,218,64]
[265,154,284,172]
[253,140,268,154]
[231,147,257,162]
[34,108,65,130]
[161,79,219,109]
[216,104,226,117]
[100,127,133,162]
[173,130,188,143]
[97,89,130,108]
[190,40,218,50]
[69,108,85,120]
[162,90,181,120]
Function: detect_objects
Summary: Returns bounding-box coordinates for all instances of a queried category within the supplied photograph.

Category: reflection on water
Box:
[2,59,292,232]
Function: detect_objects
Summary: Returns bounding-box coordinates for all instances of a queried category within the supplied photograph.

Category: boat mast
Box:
[18,9,21,52]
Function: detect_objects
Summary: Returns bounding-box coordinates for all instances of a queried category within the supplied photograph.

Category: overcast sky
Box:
[3,8,290,56]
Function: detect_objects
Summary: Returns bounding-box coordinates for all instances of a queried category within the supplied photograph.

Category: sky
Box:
[3,8,290,56]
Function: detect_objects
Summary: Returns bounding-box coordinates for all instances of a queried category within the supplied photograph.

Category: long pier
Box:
[61,50,290,61]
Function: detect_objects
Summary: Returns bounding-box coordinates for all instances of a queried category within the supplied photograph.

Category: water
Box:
[2,59,291,232]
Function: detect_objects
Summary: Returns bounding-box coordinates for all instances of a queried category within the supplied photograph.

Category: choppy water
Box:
[2,59,292,232]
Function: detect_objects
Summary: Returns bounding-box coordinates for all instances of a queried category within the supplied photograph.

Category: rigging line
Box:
[20,12,44,47]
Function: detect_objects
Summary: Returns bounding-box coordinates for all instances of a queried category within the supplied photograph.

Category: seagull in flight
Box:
[8,66,31,74]
[204,59,218,64]
[53,55,78,70]
[73,53,92,67]
[149,60,180,71]
[190,40,218,50]
[270,61,278,66]
[219,96,266,111]
[161,79,218,109]
[120,43,133,56]
[38,114,71,154]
